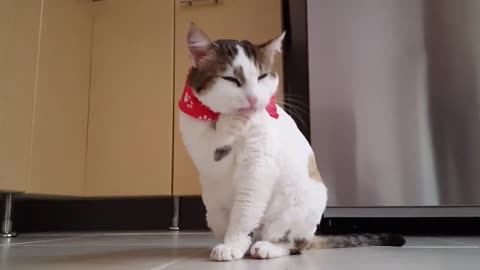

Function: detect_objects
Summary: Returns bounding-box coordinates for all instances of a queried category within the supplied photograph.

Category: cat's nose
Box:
[247,96,258,106]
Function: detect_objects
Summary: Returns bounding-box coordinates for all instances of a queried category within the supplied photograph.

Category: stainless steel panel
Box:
[307,0,480,206]
[324,207,480,218]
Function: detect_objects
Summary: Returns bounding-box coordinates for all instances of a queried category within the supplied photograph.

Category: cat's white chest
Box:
[179,113,236,180]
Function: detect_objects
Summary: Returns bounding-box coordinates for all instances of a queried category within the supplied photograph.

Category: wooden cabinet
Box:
[0,0,91,196]
[1,0,282,197]
[0,0,43,192]
[85,0,174,196]
[27,0,93,196]
[172,0,284,195]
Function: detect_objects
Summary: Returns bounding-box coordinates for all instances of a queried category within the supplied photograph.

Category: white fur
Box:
[179,44,327,261]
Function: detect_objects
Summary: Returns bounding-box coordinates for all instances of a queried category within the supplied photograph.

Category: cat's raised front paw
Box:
[210,244,244,261]
[216,114,250,137]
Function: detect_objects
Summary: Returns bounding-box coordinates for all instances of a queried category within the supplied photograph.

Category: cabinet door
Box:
[27,0,93,195]
[0,0,42,192]
[85,0,174,196]
[173,0,283,195]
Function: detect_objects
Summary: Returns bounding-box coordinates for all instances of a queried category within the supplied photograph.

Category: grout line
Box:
[0,236,84,247]
[149,250,208,270]
[10,244,214,247]
[407,236,473,247]
[402,246,480,249]
[430,237,478,247]
[18,232,213,237]
[92,232,213,236]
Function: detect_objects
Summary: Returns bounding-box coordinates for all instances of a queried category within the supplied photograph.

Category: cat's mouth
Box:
[237,107,258,116]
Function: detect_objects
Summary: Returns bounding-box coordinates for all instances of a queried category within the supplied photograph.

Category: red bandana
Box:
[178,72,279,121]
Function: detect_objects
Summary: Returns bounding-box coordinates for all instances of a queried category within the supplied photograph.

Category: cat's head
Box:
[187,23,285,115]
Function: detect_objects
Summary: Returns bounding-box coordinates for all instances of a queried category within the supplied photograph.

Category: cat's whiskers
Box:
[276,98,308,129]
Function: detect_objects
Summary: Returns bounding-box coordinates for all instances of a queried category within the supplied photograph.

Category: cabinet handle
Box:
[179,0,219,7]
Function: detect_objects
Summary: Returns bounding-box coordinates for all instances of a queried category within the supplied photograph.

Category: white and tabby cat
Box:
[178,24,405,261]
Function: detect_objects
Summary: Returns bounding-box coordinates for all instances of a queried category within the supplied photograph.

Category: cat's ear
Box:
[187,23,212,67]
[259,31,286,58]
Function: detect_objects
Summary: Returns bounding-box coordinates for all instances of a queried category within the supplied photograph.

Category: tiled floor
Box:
[1,232,479,270]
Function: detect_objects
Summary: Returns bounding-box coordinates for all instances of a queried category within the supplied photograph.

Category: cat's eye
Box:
[258,74,268,80]
[221,76,241,87]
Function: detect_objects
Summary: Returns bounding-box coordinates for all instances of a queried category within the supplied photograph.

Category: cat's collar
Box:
[178,71,279,121]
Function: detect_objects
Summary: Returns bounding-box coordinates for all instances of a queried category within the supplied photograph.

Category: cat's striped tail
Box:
[308,233,406,249]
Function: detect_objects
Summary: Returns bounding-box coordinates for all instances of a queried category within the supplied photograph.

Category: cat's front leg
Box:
[210,139,277,261]
[206,208,229,241]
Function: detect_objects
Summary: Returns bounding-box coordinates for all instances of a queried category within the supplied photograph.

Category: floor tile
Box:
[0,245,205,270]
[10,232,217,248]
[0,235,83,246]
[166,246,480,270]
[436,237,480,247]
[2,233,480,270]
[402,236,473,247]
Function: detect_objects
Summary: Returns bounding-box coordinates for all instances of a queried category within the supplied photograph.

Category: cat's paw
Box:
[250,241,288,259]
[210,244,245,261]
[216,114,249,136]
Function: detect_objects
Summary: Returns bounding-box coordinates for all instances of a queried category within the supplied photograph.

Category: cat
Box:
[178,23,405,261]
